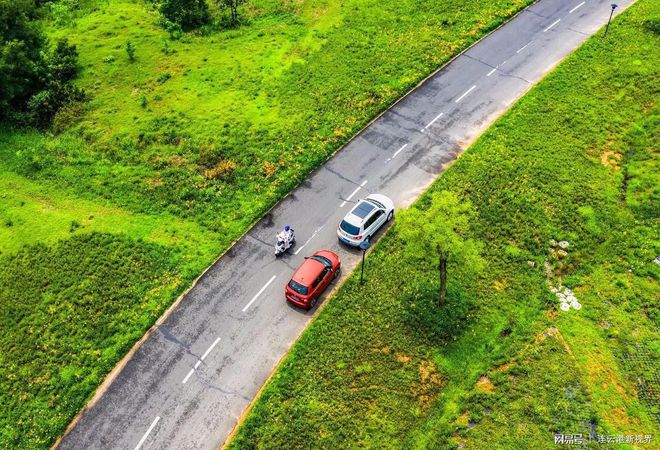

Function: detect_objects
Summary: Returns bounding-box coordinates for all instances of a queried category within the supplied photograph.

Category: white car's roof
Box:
[343,199,378,227]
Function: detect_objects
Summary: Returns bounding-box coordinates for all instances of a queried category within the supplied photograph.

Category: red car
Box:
[285,250,341,309]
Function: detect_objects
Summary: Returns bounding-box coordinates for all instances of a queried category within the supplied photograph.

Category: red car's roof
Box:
[291,258,325,286]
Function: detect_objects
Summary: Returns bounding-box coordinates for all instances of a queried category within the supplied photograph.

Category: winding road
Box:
[57,1,633,448]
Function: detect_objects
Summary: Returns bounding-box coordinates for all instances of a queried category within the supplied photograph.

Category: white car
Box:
[337,194,394,246]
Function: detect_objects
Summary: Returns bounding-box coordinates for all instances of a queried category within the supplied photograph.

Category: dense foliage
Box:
[215,0,246,25]
[158,0,210,30]
[0,0,83,127]
[229,2,659,447]
[0,233,178,448]
[0,0,45,120]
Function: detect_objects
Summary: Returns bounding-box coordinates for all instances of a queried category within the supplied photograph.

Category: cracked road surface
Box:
[57,1,633,448]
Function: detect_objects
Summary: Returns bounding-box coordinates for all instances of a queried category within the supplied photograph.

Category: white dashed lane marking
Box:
[242,275,277,312]
[182,337,221,384]
[387,143,408,162]
[569,2,585,14]
[420,113,443,132]
[339,180,368,208]
[455,85,477,103]
[544,19,561,32]
[516,42,531,53]
[134,417,160,450]
[294,225,325,255]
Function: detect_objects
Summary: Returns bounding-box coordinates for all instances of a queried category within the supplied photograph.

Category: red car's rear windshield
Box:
[310,255,332,267]
[288,280,309,295]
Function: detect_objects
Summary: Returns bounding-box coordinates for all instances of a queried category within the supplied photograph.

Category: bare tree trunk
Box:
[437,244,448,306]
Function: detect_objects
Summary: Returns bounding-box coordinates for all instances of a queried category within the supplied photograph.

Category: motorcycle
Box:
[275,228,295,257]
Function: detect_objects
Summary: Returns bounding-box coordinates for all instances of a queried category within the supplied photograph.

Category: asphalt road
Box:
[58,1,633,448]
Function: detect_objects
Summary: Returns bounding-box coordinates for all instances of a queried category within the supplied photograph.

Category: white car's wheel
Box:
[386,210,394,222]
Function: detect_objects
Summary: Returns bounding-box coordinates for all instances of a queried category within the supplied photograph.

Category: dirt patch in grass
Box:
[475,377,495,394]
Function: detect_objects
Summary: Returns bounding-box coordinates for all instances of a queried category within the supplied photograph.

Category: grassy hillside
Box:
[228,1,659,448]
[0,0,535,447]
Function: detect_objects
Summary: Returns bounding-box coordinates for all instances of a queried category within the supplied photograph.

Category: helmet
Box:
[284,225,290,232]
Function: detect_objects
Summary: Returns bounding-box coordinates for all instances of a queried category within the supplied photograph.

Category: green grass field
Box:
[0,0,536,447]
[228,1,659,448]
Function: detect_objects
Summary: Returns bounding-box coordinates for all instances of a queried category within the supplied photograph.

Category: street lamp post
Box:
[603,4,618,38]
[359,240,371,284]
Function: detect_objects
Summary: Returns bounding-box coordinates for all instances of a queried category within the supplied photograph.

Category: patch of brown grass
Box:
[600,150,622,168]
[414,360,444,413]
[475,376,495,394]
[204,159,237,180]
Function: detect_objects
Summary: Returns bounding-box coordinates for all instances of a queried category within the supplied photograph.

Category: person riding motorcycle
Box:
[275,225,295,256]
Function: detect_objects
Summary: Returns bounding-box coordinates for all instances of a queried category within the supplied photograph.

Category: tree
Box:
[159,0,210,31]
[0,0,46,120]
[48,37,79,81]
[398,191,482,306]
[216,0,245,26]
[28,38,85,128]
[1,2,84,127]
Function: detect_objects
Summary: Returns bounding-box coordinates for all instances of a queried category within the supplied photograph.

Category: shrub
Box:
[47,37,79,81]
[158,0,210,31]
[214,0,246,26]
[157,72,172,84]
[0,0,46,120]
[0,1,84,128]
[126,39,136,62]
[28,78,86,129]
[643,17,660,34]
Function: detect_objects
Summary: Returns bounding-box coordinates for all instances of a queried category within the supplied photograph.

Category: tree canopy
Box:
[0,0,83,127]
[398,191,483,305]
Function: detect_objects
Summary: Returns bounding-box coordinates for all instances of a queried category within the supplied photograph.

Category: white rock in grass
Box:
[572,301,582,310]
[560,302,571,311]
[559,241,570,249]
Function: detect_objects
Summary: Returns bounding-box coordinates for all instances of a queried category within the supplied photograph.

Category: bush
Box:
[126,39,136,62]
[158,0,210,31]
[47,37,79,81]
[643,17,660,34]
[26,38,85,128]
[0,0,45,119]
[0,1,84,128]
[28,80,86,129]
